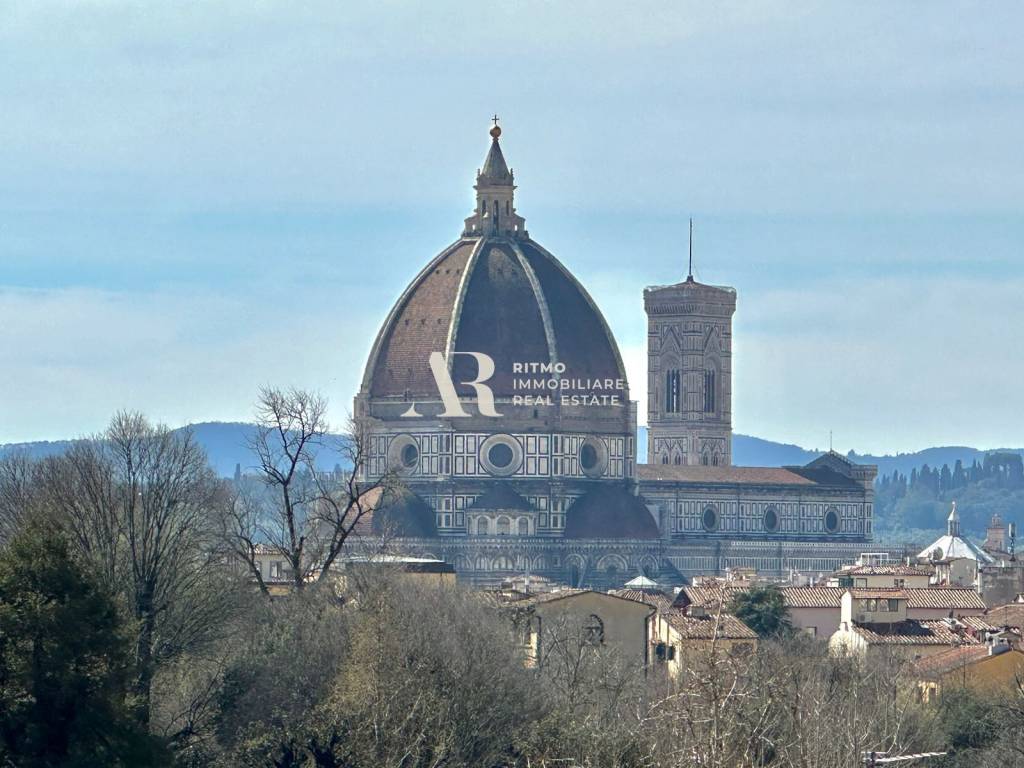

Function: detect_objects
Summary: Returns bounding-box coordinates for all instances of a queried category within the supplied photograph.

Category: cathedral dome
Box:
[360,128,627,403]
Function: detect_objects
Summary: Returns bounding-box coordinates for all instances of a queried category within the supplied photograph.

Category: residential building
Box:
[678,583,986,640]
[509,589,655,670]
[829,589,998,659]
[828,564,932,589]
[916,642,1024,702]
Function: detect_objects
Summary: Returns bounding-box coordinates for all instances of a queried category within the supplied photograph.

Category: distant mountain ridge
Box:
[4,422,1022,481]
[640,426,1024,479]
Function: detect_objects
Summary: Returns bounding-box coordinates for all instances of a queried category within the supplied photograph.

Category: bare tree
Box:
[33,412,231,727]
[0,450,39,545]
[222,386,392,594]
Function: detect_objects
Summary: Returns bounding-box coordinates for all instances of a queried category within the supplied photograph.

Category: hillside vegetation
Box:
[874,452,1024,541]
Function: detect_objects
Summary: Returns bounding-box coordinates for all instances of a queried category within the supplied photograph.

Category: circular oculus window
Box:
[479,435,523,477]
[488,442,514,469]
[824,507,840,534]
[702,506,718,532]
[387,434,420,475]
[401,443,419,469]
[577,437,609,478]
[763,507,779,532]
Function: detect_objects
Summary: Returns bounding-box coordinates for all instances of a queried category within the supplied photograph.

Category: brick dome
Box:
[361,235,627,401]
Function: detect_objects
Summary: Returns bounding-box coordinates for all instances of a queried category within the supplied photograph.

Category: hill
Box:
[0,422,345,478]
[6,423,1022,481]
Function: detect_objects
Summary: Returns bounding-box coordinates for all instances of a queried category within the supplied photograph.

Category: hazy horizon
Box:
[2,2,1023,453]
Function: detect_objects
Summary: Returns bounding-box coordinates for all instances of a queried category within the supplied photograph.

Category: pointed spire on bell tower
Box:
[687,217,694,282]
[463,116,527,238]
[480,116,513,183]
[947,501,961,537]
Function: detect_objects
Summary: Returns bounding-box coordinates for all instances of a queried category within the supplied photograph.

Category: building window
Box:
[496,516,511,535]
[517,517,529,535]
[269,561,282,579]
[583,614,604,645]
[703,369,716,413]
[577,437,608,478]
[824,506,840,534]
[580,443,598,471]
[569,564,582,587]
[702,506,718,532]
[476,517,489,535]
[763,507,779,532]
[665,369,682,413]
[489,443,514,469]
[388,434,420,476]
[480,434,523,476]
[401,443,418,468]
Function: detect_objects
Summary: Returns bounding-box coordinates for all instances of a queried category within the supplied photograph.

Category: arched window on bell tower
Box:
[665,369,682,414]
[703,368,716,413]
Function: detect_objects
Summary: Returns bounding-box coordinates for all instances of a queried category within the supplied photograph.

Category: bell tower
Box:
[644,241,736,467]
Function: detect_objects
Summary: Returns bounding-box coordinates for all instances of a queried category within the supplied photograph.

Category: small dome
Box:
[564,485,659,539]
[370,488,437,537]
[469,483,533,511]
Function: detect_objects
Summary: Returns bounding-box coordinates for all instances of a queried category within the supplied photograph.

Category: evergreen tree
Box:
[953,459,966,489]
[940,463,952,493]
[0,525,165,767]
[728,584,792,638]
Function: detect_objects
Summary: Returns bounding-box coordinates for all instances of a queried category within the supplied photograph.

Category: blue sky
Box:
[1,1,1022,453]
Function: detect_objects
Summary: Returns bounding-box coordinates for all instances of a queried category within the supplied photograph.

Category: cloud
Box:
[733,274,1024,453]
[0,285,377,442]
[1,2,1021,214]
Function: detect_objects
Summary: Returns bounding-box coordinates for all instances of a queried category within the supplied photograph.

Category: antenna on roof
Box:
[830,430,833,452]
[687,218,694,282]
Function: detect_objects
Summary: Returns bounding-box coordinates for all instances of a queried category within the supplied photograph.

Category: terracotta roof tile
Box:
[915,645,1024,677]
[663,609,758,640]
[610,588,673,611]
[636,465,817,486]
[681,585,985,611]
[843,565,932,576]
[987,604,1024,628]
[904,588,986,611]
[852,619,985,646]
[781,587,846,608]
[914,644,991,675]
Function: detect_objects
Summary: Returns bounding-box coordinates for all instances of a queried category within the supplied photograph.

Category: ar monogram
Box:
[401,352,503,418]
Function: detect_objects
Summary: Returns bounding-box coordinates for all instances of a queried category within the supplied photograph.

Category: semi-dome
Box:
[564,485,659,539]
[369,487,438,538]
[360,125,628,403]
